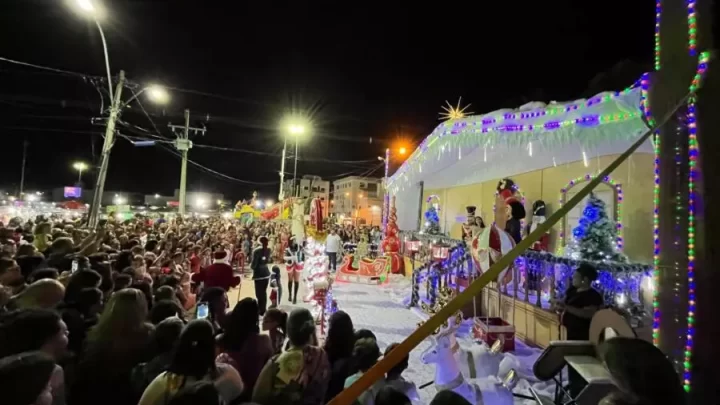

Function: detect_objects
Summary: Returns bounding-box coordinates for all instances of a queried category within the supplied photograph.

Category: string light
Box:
[392,86,643,184]
[687,0,697,56]
[655,1,662,70]
[682,50,709,394]
[640,73,661,347]
[557,174,624,253]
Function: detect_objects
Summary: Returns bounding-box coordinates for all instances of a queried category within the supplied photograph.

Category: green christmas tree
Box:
[423,205,441,235]
[565,192,627,263]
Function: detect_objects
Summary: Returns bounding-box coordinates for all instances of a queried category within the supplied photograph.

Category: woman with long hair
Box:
[216,298,273,402]
[252,308,330,405]
[139,319,243,405]
[284,237,304,304]
[323,310,356,401]
[70,289,155,405]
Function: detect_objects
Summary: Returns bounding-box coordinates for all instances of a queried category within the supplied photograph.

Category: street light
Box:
[278,115,311,201]
[71,0,168,228]
[73,162,88,184]
[265,199,274,207]
[146,85,170,104]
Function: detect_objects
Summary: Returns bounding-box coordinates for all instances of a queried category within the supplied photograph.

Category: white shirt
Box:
[325,234,342,253]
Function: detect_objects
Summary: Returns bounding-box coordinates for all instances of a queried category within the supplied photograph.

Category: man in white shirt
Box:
[325,228,342,272]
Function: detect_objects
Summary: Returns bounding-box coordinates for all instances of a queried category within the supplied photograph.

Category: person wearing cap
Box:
[192,251,240,293]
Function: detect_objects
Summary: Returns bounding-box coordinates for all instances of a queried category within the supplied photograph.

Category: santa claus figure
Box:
[497,178,526,244]
[527,200,549,252]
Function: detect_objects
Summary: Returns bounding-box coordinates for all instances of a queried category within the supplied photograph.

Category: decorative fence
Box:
[399,231,652,322]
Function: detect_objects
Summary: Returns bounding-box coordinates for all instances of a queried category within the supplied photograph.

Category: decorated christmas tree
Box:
[565,192,627,263]
[423,205,441,234]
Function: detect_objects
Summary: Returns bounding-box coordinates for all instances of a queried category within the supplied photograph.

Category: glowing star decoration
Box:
[439,97,473,121]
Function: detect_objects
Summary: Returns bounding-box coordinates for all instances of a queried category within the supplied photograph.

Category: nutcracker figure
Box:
[527,200,549,252]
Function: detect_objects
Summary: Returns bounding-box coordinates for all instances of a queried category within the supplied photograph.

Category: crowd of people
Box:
[0,211,688,405]
[0,213,426,405]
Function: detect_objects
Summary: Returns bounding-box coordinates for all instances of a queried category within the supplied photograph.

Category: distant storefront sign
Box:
[64,187,82,198]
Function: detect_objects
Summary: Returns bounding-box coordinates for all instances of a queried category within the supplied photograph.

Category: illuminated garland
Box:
[687,0,697,56]
[654,1,661,70]
[682,50,709,394]
[557,174,623,253]
[640,73,661,347]
[390,85,645,188]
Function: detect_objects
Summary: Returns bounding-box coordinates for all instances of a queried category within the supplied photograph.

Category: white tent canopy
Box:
[389,86,652,231]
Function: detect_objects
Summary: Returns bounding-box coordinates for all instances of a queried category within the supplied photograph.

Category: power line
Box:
[157,143,278,186]
[0,56,98,78]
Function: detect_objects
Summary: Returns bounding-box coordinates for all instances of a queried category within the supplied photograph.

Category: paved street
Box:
[228,263,312,312]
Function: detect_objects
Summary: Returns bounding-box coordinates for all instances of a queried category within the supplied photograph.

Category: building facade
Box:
[283,175,330,212]
[331,176,384,226]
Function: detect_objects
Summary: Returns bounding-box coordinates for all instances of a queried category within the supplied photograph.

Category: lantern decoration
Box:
[432,243,450,261]
[405,238,421,254]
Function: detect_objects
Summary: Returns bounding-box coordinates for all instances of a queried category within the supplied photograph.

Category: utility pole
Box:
[169,109,206,215]
[19,140,28,196]
[88,70,125,228]
[278,137,287,201]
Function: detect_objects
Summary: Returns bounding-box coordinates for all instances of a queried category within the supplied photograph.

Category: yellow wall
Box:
[421,152,654,263]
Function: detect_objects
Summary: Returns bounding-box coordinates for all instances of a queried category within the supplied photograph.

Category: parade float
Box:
[234,191,293,225]
[336,196,404,284]
[390,87,655,347]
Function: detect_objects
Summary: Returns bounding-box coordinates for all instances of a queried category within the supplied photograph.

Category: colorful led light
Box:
[640,73,661,347]
[557,174,623,254]
[655,1,662,70]
[687,0,697,56]
[393,86,644,184]
[682,51,709,394]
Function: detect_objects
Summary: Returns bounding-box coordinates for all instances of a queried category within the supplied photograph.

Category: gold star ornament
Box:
[439,97,473,121]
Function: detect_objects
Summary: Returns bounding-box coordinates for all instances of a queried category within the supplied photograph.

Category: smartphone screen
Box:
[196,302,209,319]
[71,259,79,273]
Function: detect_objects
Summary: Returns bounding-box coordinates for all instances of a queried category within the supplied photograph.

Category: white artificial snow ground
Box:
[332,275,557,404]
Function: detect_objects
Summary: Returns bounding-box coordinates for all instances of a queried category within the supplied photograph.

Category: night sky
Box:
[0,0,653,202]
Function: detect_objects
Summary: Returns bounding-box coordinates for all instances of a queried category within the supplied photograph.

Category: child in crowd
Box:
[344,337,384,405]
[270,265,282,304]
[383,343,420,404]
[261,308,288,355]
[269,279,278,308]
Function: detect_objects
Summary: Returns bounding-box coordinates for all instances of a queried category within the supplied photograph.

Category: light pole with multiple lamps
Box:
[71,0,169,228]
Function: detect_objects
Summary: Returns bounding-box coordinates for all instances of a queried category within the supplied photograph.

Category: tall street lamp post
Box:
[71,0,169,228]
